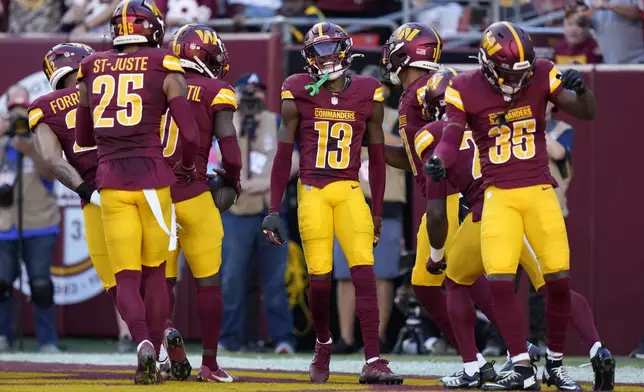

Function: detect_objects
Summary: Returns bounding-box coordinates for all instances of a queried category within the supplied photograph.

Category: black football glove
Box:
[262,212,285,246]
[212,168,241,199]
[558,69,586,96]
[173,162,196,184]
[424,156,446,181]
[426,256,446,275]
[75,182,101,206]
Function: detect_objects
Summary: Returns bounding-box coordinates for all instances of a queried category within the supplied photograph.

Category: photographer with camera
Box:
[0,85,60,353]
[219,73,299,354]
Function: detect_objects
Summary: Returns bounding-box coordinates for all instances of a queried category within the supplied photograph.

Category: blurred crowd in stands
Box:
[2,0,644,64]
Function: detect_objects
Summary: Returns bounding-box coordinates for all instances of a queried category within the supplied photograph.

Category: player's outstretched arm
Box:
[384,144,411,171]
[35,123,99,205]
[366,101,386,246]
[164,72,199,168]
[213,110,242,186]
[551,69,596,120]
[75,82,96,148]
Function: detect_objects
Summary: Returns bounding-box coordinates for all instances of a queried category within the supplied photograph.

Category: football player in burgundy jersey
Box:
[28,42,117,313]
[158,23,242,383]
[417,69,614,390]
[74,0,199,385]
[380,23,464,351]
[426,22,597,391]
[262,22,401,385]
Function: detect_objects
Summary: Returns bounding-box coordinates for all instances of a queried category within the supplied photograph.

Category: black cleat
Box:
[482,364,540,390]
[480,361,498,384]
[163,327,192,381]
[499,342,541,376]
[134,340,161,385]
[592,346,615,391]
[543,359,581,391]
[441,361,497,386]
[443,370,480,389]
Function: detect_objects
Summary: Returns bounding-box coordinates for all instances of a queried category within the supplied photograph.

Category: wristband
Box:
[430,247,445,261]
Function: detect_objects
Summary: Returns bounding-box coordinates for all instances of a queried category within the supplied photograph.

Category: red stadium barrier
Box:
[2,34,643,355]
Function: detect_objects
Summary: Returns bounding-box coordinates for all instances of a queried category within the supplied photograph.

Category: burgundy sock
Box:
[142,263,169,358]
[412,285,458,349]
[545,277,571,353]
[114,270,149,345]
[350,265,381,360]
[570,290,600,346]
[470,276,498,327]
[197,285,223,370]
[489,280,527,358]
[445,278,478,363]
[166,279,176,328]
[308,278,331,343]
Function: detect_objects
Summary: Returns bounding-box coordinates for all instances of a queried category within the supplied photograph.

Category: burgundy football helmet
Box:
[422,67,462,122]
[478,22,536,96]
[43,43,95,90]
[381,23,443,86]
[301,22,354,80]
[169,24,230,79]
[110,0,166,48]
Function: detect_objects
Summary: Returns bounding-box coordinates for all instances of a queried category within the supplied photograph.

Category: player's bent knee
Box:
[411,267,445,287]
[141,258,165,268]
[0,280,12,303]
[486,273,516,282]
[309,272,331,280]
[543,270,570,281]
[447,274,477,287]
[30,279,54,308]
[196,272,220,287]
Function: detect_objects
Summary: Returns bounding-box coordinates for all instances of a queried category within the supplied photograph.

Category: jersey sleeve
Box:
[544,60,563,98]
[372,82,384,102]
[76,55,92,83]
[444,79,468,127]
[414,126,435,161]
[159,50,184,74]
[211,84,238,113]
[27,99,47,131]
[281,75,297,100]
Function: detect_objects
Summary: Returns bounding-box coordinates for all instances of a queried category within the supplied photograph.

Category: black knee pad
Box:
[30,279,54,308]
[0,280,12,303]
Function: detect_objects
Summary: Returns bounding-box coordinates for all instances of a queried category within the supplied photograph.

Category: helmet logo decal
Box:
[44,56,57,78]
[396,27,420,41]
[482,31,502,57]
[427,74,444,91]
[195,29,218,46]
